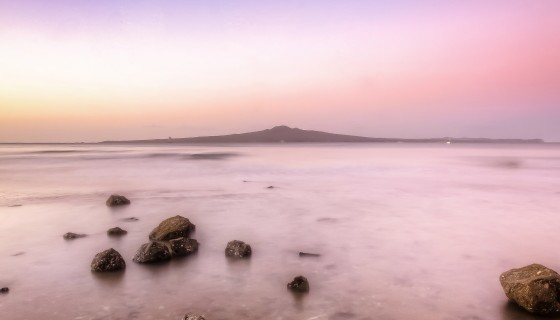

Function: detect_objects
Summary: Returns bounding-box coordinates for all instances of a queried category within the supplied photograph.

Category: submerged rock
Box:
[225,240,252,258]
[107,227,127,236]
[182,315,205,320]
[122,217,139,222]
[106,194,131,206]
[91,248,126,272]
[63,232,87,240]
[299,252,321,257]
[500,264,560,314]
[0,287,9,294]
[149,215,195,241]
[170,238,199,257]
[133,242,171,263]
[287,276,310,293]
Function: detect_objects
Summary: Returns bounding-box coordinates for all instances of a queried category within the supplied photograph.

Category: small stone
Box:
[169,238,199,257]
[0,287,9,294]
[106,194,131,206]
[500,264,560,314]
[63,232,87,240]
[299,252,321,257]
[287,276,310,293]
[225,240,252,258]
[149,215,196,241]
[182,315,205,320]
[266,186,275,189]
[91,248,126,272]
[122,217,139,222]
[107,227,127,236]
[133,242,172,263]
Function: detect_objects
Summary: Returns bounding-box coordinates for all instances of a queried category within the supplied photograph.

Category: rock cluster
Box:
[91,248,126,272]
[106,194,131,207]
[500,264,560,314]
[225,240,252,258]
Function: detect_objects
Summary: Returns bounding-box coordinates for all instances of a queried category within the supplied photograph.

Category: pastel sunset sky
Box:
[1,0,559,142]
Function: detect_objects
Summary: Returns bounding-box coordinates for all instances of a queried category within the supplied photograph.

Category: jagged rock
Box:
[106,194,130,206]
[133,242,171,263]
[500,264,560,314]
[107,227,127,236]
[63,232,87,240]
[225,240,252,258]
[149,215,195,241]
[287,276,310,293]
[182,315,205,320]
[91,248,126,272]
[170,238,199,257]
[0,287,9,294]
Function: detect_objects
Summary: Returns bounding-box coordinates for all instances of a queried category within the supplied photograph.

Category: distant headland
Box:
[100,125,545,144]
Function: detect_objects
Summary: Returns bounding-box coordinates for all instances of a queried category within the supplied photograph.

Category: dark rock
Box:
[500,264,560,314]
[63,232,87,240]
[107,227,127,236]
[225,240,252,258]
[169,238,199,257]
[7,204,22,207]
[122,217,139,222]
[0,287,8,294]
[133,242,171,263]
[182,315,205,320]
[266,186,275,189]
[287,276,310,293]
[106,194,131,206]
[148,215,195,241]
[91,248,126,272]
[11,252,25,257]
[299,252,321,257]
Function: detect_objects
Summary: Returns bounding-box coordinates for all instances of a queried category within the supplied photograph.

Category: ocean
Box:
[0,143,559,320]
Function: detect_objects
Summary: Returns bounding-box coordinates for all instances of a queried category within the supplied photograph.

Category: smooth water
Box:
[0,143,559,320]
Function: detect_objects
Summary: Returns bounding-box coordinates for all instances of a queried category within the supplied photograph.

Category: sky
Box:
[0,0,559,142]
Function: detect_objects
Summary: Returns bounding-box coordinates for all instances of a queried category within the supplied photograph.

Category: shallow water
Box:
[0,143,559,320]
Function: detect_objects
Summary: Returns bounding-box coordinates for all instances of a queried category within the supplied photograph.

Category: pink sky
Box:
[0,0,559,142]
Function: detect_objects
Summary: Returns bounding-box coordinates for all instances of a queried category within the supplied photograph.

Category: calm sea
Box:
[0,143,559,320]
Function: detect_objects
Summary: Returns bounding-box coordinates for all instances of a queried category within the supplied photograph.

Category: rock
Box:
[225,240,252,258]
[182,315,205,320]
[0,287,8,294]
[133,242,171,263]
[63,232,87,240]
[287,276,310,293]
[500,264,560,314]
[266,186,275,189]
[91,248,126,272]
[299,252,321,257]
[169,238,199,257]
[122,217,139,222]
[106,194,131,206]
[149,215,196,241]
[107,227,128,236]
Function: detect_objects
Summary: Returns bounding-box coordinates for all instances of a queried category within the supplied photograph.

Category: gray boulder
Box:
[170,238,199,257]
[287,276,310,293]
[133,242,171,263]
[225,240,252,258]
[106,194,130,206]
[182,315,205,320]
[91,248,126,272]
[107,227,127,236]
[500,264,560,314]
[149,215,196,241]
[63,232,87,240]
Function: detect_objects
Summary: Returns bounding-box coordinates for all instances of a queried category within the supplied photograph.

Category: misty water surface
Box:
[0,143,559,320]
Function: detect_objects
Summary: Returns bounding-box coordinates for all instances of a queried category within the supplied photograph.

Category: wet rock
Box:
[500,264,560,314]
[133,242,171,263]
[182,315,205,320]
[287,276,310,293]
[91,248,126,272]
[107,227,127,236]
[149,215,196,241]
[0,287,9,294]
[63,232,87,240]
[266,186,275,189]
[122,217,139,222]
[169,238,199,257]
[299,252,321,257]
[225,240,252,258]
[106,194,131,206]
